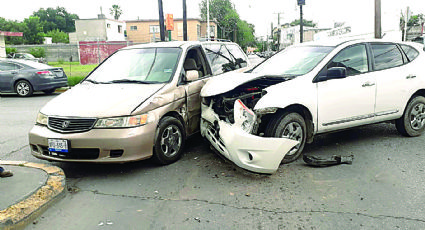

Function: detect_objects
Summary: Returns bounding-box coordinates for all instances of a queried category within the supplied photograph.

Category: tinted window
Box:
[324,44,368,76]
[226,44,248,68]
[203,44,235,75]
[0,62,20,71]
[400,44,419,62]
[371,44,403,71]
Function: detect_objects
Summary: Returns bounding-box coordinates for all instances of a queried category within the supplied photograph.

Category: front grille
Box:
[40,145,99,159]
[48,117,96,133]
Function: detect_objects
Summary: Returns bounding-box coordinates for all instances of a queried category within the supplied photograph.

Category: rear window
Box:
[371,44,403,71]
[400,44,419,62]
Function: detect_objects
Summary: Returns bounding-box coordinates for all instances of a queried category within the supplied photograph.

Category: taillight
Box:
[37,71,53,75]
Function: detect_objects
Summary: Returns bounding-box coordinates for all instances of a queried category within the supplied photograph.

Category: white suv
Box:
[200,39,425,174]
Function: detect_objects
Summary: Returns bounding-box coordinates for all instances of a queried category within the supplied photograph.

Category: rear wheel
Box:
[265,112,306,163]
[15,80,33,97]
[152,116,185,165]
[395,96,425,137]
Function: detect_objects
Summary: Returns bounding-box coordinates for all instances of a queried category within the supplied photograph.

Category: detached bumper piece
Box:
[303,154,354,167]
[201,103,299,174]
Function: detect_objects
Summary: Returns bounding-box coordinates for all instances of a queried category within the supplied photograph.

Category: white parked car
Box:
[200,39,425,174]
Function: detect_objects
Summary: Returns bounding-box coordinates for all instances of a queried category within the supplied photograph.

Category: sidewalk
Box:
[0,161,66,230]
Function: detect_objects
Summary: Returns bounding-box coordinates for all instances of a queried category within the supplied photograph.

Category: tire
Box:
[152,116,185,165]
[265,112,307,164]
[43,89,56,95]
[15,80,33,97]
[395,96,425,137]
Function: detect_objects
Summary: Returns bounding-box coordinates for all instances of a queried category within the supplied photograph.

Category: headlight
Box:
[234,99,256,133]
[255,107,278,115]
[36,112,48,125]
[94,114,153,128]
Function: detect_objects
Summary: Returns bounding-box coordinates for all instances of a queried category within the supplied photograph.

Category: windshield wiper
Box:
[108,79,157,84]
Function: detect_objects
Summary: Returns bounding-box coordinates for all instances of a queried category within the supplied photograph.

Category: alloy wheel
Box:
[160,125,182,157]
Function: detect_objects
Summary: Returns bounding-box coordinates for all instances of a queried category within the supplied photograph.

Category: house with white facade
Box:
[69,14,126,43]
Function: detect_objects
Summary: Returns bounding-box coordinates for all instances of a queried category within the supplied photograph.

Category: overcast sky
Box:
[1,0,424,37]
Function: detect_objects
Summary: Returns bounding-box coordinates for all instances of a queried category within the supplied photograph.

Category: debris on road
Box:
[303,155,354,167]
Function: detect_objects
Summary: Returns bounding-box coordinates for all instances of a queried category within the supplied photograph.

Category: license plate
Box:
[48,139,69,152]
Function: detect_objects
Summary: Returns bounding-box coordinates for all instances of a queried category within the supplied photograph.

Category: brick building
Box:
[126,18,217,43]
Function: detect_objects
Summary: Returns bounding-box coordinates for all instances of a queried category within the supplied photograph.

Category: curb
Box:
[0,161,66,230]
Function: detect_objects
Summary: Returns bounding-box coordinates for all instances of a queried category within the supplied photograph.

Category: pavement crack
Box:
[78,190,425,223]
[4,145,28,157]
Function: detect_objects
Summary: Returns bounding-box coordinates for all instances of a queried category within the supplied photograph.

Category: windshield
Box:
[252,46,334,76]
[86,47,182,84]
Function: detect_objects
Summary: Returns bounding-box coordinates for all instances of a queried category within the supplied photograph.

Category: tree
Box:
[199,0,257,50]
[32,7,79,33]
[237,20,256,51]
[0,17,26,44]
[110,5,123,20]
[400,13,424,41]
[290,19,316,27]
[23,16,44,44]
[200,0,234,39]
[45,29,69,43]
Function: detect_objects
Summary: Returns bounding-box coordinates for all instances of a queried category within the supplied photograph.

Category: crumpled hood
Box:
[201,72,263,97]
[40,82,165,117]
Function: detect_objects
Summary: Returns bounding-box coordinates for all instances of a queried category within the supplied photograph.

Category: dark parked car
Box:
[7,53,46,64]
[0,59,68,97]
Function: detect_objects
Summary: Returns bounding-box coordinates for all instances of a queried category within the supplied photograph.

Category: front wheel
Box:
[265,112,307,163]
[395,96,425,137]
[15,80,33,97]
[152,116,185,165]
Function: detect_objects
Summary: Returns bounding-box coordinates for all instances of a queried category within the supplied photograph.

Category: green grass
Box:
[49,62,98,86]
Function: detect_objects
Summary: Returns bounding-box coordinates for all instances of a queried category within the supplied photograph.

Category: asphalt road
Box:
[1,93,425,229]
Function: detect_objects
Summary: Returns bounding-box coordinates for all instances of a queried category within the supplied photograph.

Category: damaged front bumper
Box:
[200,104,299,174]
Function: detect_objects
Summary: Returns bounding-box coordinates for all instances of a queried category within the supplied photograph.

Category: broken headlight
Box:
[234,99,257,133]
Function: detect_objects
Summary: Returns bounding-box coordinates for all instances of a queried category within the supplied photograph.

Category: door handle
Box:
[362,82,375,87]
[406,74,416,79]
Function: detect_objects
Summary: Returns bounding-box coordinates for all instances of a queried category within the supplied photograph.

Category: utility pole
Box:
[404,7,410,41]
[270,22,273,51]
[207,0,210,39]
[273,12,284,50]
[374,0,381,39]
[297,0,305,43]
[183,0,187,41]
[158,0,165,41]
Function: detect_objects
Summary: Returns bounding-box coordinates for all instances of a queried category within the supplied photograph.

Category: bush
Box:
[6,47,18,55]
[29,47,46,58]
[68,76,85,87]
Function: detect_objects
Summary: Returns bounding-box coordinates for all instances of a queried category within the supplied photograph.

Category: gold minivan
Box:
[29,41,250,165]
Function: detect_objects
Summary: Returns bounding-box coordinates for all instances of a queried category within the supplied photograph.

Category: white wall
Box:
[105,19,126,41]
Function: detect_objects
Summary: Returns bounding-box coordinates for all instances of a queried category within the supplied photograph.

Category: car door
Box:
[0,62,19,91]
[316,43,376,132]
[372,43,418,122]
[182,46,211,135]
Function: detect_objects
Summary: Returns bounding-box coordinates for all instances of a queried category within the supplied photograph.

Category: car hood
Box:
[40,82,165,117]
[201,72,263,97]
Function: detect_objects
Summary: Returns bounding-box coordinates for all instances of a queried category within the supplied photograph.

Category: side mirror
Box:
[327,67,347,80]
[185,70,199,82]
